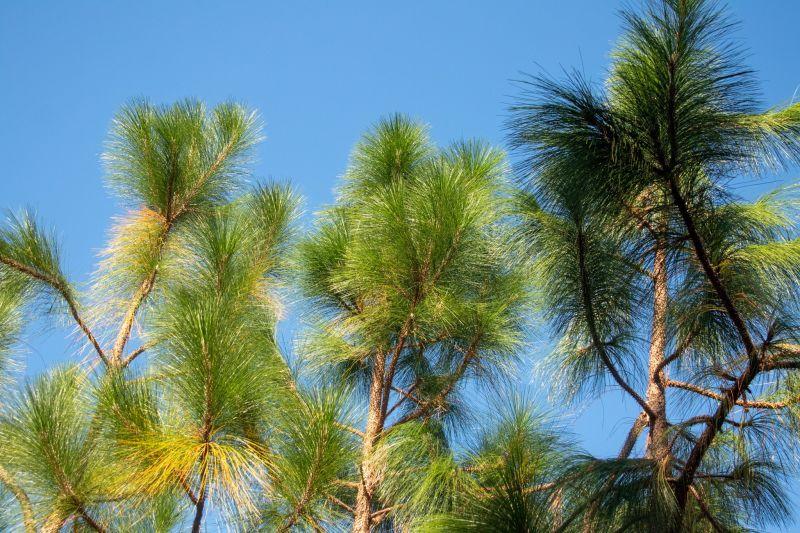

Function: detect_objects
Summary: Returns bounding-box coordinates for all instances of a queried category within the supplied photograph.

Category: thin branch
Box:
[688,485,724,533]
[120,340,157,368]
[654,331,696,374]
[664,166,766,512]
[665,174,755,359]
[336,421,365,439]
[390,336,481,427]
[678,415,752,428]
[618,411,648,459]
[0,256,108,365]
[77,506,106,533]
[379,322,411,427]
[327,495,354,514]
[109,136,238,364]
[622,200,657,238]
[385,383,421,419]
[371,505,399,525]
[760,344,800,371]
[574,225,657,420]
[111,269,157,364]
[179,477,199,505]
[667,379,799,409]
[761,359,800,372]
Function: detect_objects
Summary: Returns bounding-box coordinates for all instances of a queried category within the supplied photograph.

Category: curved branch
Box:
[618,411,648,459]
[665,176,756,357]
[667,379,799,409]
[664,169,763,514]
[688,485,724,533]
[654,331,696,375]
[0,464,35,533]
[120,340,156,368]
[0,256,108,365]
[575,225,656,420]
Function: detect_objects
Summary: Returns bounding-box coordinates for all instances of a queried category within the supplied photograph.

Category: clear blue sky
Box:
[2,1,799,530]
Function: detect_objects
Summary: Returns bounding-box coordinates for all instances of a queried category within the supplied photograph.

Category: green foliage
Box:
[95,181,300,524]
[1,1,799,529]
[406,397,573,532]
[261,386,359,530]
[93,99,264,334]
[509,0,800,530]
[104,99,260,214]
[299,114,528,400]
[0,211,75,317]
[0,99,305,530]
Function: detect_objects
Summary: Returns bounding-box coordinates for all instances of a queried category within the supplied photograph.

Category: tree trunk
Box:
[353,354,386,533]
[191,491,207,533]
[645,238,669,459]
[191,449,209,533]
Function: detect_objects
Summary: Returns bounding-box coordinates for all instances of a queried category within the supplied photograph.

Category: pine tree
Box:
[509,0,800,529]
[0,100,300,531]
[295,115,536,531]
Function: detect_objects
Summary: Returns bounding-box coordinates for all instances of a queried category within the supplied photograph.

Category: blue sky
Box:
[2,1,800,530]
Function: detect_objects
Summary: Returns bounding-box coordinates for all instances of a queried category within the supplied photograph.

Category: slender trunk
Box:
[191,446,209,533]
[191,489,207,533]
[353,353,386,533]
[193,346,213,533]
[644,237,669,459]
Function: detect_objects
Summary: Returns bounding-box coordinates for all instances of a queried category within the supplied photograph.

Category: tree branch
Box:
[0,464,35,533]
[336,421,365,439]
[390,336,482,427]
[327,495,354,514]
[575,225,657,420]
[654,331,696,375]
[665,174,755,358]
[120,340,156,368]
[384,383,420,420]
[111,269,157,364]
[668,379,799,409]
[179,476,199,505]
[77,506,106,533]
[688,485,724,533]
[0,256,108,365]
[618,411,648,459]
[370,505,399,525]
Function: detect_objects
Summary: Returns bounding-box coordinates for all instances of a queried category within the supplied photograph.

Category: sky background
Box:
[2,1,800,531]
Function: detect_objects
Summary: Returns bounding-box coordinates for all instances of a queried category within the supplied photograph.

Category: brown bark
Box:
[644,238,669,459]
[0,464,36,533]
[111,270,157,364]
[353,353,386,533]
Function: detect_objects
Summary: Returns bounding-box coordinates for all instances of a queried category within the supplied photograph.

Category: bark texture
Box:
[645,239,669,460]
[352,354,386,533]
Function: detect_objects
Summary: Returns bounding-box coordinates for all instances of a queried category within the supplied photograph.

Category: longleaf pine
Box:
[0,0,799,531]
